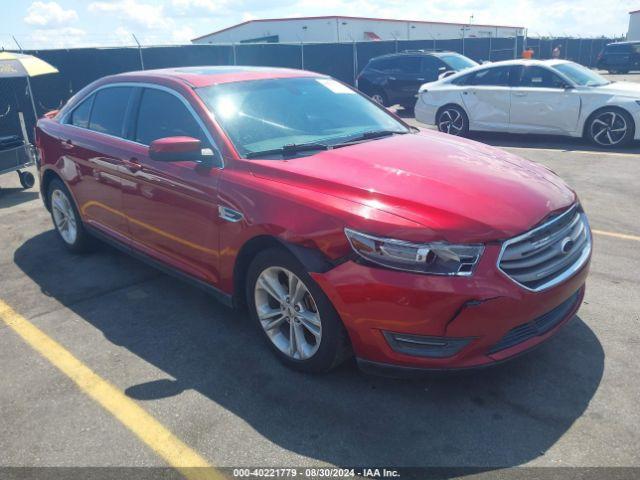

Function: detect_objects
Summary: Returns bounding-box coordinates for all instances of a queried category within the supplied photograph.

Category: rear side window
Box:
[134,88,208,146]
[396,56,421,74]
[88,87,134,137]
[471,66,511,86]
[606,44,631,53]
[518,66,565,88]
[368,58,394,72]
[452,66,511,86]
[69,95,93,128]
[451,72,475,86]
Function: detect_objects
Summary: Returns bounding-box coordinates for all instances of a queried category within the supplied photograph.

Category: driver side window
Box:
[134,88,209,147]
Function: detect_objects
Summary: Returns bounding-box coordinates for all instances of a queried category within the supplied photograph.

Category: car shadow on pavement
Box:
[14,231,605,469]
[0,188,39,209]
[465,132,640,154]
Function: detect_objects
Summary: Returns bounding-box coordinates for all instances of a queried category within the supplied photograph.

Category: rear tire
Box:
[48,178,94,253]
[246,247,350,373]
[436,105,469,137]
[586,108,634,148]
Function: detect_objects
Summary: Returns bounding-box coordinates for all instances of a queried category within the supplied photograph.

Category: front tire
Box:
[48,178,93,253]
[436,105,469,137]
[246,247,350,373]
[586,108,634,148]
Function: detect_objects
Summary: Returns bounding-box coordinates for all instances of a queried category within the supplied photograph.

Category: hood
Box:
[249,131,576,243]
[590,81,640,97]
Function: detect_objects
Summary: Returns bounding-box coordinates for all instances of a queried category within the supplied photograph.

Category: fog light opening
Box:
[383,332,472,358]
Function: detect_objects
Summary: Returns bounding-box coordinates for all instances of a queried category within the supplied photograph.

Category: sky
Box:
[0,0,636,50]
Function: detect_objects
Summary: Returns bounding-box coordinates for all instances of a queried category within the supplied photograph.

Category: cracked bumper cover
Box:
[311,244,590,371]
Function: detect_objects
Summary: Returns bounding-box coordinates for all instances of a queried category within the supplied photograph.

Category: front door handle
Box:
[125,157,142,173]
[513,92,527,97]
[61,139,74,150]
[388,76,397,81]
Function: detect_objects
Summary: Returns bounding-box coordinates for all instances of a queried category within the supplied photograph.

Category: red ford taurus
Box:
[35,66,591,375]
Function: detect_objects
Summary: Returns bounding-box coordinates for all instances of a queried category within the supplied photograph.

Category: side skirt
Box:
[85,225,234,308]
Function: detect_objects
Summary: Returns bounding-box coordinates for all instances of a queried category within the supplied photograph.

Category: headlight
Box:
[344,228,483,276]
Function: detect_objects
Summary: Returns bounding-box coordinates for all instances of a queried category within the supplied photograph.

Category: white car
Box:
[414,59,640,147]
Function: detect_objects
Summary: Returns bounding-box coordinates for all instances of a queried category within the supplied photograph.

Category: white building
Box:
[192,16,524,44]
[628,9,640,41]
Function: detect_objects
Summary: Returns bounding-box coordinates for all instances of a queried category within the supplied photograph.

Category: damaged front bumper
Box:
[311,244,590,373]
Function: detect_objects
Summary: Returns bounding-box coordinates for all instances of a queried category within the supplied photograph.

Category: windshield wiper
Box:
[352,129,408,140]
[245,143,330,159]
[332,129,409,148]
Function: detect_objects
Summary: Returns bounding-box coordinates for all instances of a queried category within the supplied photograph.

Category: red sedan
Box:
[35,67,592,375]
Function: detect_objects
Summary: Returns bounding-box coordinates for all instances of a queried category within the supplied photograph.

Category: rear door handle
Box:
[61,139,74,150]
[125,157,142,173]
[513,92,527,97]
[388,76,397,80]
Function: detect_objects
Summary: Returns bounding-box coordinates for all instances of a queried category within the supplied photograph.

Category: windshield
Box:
[440,54,478,71]
[553,63,610,87]
[196,77,409,158]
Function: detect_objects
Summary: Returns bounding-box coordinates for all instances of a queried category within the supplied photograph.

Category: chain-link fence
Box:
[0,35,621,140]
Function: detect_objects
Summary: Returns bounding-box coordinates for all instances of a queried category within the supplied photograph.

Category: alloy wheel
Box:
[254,266,322,360]
[51,189,78,245]
[438,108,465,135]
[590,111,628,146]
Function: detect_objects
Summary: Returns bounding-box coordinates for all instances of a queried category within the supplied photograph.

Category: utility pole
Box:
[132,33,145,70]
[12,35,39,124]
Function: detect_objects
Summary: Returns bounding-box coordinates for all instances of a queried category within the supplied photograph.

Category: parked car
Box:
[596,41,640,74]
[36,66,591,375]
[415,59,640,147]
[356,51,478,108]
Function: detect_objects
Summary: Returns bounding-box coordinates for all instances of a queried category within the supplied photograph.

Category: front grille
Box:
[498,205,591,291]
[488,290,581,354]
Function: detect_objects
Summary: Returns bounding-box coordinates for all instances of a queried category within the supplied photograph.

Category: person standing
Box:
[522,47,534,59]
[552,44,562,59]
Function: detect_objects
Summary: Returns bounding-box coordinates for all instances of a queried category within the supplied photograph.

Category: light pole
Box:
[460,25,471,55]
[300,25,307,69]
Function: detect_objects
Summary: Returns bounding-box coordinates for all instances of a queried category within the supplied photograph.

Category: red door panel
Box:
[121,142,223,284]
[49,123,130,241]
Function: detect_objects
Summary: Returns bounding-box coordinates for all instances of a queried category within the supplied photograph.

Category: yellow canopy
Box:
[0,51,58,78]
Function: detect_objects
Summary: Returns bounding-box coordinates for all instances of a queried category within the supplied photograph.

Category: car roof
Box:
[440,59,576,81]
[110,66,323,88]
[370,51,459,61]
[454,58,573,71]
[606,41,640,45]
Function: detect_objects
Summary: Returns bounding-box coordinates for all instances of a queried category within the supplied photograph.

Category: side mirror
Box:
[149,136,208,163]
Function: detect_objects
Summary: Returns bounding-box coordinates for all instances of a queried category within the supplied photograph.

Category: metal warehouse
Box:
[628,9,640,41]
[191,15,524,44]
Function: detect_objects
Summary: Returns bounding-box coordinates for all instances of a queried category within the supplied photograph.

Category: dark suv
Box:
[356,51,478,108]
[596,41,640,74]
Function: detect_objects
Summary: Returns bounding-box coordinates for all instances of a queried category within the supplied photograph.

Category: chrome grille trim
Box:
[497,205,592,292]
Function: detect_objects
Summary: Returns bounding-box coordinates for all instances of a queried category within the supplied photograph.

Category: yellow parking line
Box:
[0,299,222,480]
[593,229,640,242]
